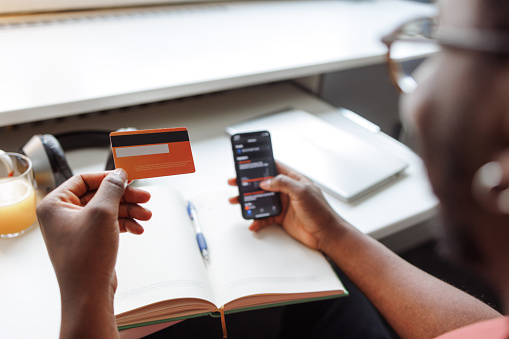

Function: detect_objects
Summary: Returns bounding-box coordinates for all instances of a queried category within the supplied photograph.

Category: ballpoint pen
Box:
[187,201,209,260]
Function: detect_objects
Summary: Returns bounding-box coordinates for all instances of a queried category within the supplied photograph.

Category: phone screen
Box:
[231,131,282,219]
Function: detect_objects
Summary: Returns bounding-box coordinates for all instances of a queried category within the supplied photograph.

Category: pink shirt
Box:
[435,316,509,339]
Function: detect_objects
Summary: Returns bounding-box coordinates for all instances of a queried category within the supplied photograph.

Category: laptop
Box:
[226,108,408,203]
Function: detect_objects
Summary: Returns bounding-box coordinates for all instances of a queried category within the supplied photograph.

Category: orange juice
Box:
[0,179,36,235]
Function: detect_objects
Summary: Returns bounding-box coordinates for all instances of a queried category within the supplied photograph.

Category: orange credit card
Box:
[110,128,195,180]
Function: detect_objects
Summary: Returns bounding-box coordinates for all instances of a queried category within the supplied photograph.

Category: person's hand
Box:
[36,169,152,338]
[228,162,350,253]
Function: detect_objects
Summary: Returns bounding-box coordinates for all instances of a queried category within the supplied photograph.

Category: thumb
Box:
[260,174,302,196]
[88,169,128,213]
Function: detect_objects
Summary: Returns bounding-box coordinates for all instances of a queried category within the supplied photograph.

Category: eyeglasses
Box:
[382,17,509,94]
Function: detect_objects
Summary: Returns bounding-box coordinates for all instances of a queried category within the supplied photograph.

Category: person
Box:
[36,0,509,337]
[37,169,152,338]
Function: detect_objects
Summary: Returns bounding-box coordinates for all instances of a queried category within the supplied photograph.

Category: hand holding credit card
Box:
[110,128,195,180]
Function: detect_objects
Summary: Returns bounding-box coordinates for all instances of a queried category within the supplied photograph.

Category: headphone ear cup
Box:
[39,134,73,188]
[21,128,135,192]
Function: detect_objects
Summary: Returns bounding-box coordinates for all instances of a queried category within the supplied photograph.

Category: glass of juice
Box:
[0,153,37,238]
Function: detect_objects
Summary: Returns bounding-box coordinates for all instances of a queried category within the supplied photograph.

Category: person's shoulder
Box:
[435,316,509,339]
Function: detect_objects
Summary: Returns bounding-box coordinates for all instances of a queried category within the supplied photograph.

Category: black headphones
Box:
[19,128,135,194]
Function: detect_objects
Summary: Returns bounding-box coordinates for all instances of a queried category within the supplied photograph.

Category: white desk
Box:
[0,0,435,127]
[0,82,437,338]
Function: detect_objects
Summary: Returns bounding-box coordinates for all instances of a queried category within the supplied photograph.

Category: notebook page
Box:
[115,186,215,315]
[192,191,345,309]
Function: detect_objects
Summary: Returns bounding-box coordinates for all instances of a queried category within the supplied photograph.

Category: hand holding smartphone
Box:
[231,131,282,219]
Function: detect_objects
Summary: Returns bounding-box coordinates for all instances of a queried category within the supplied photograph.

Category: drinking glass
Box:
[0,153,37,238]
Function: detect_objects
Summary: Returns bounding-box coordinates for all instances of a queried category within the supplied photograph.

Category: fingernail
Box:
[478,161,503,189]
[260,179,271,189]
[113,168,128,187]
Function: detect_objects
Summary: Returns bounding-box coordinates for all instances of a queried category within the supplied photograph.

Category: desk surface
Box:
[0,0,435,127]
[0,82,437,338]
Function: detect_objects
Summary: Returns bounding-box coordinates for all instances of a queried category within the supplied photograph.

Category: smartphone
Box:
[231,131,282,219]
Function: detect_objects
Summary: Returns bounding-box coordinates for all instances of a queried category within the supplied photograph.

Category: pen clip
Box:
[187,201,194,221]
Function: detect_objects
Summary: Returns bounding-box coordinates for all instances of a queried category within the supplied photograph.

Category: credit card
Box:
[110,128,195,180]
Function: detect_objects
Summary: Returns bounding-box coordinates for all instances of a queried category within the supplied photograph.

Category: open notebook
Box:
[226,109,408,203]
[114,186,346,329]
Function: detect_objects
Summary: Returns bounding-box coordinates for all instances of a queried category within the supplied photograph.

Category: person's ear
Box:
[472,150,509,214]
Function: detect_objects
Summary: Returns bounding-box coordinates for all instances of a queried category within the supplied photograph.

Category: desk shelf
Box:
[0,0,435,127]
